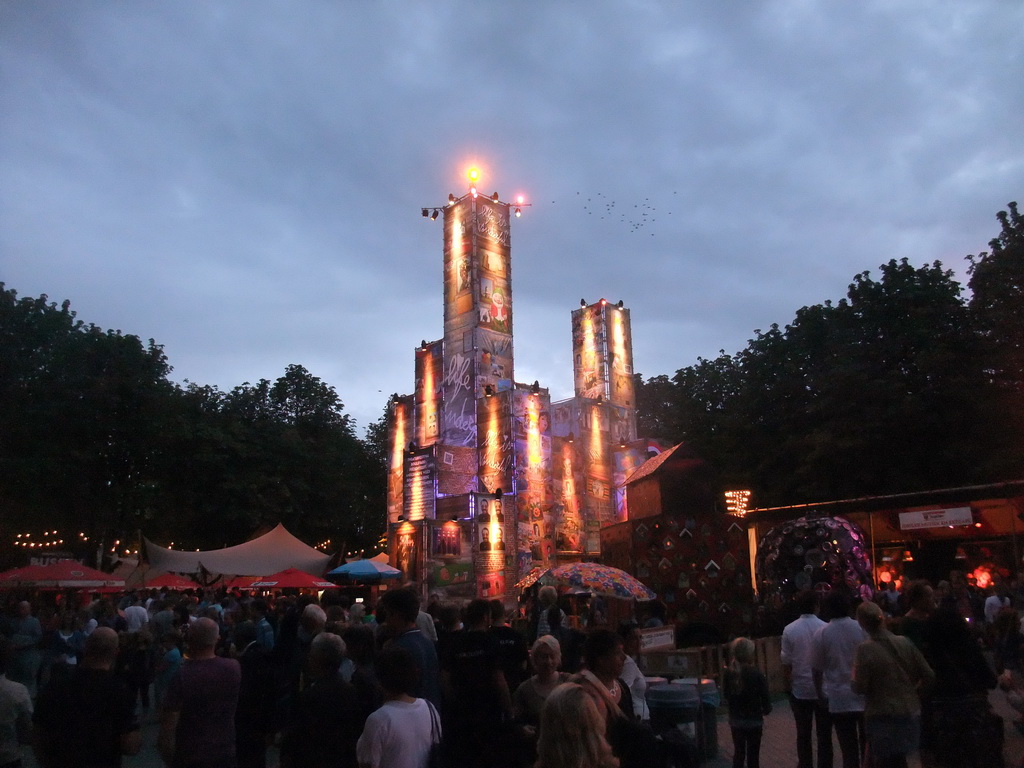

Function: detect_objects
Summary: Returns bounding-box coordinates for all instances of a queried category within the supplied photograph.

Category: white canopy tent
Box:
[143,524,332,578]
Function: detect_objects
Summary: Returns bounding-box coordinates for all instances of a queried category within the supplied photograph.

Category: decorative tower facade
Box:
[387,172,524,599]
[386,170,652,600]
[549,299,648,557]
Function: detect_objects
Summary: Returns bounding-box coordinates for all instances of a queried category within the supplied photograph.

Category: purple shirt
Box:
[165,656,241,768]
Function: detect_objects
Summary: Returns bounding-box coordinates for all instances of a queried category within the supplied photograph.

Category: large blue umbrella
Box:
[327,559,402,581]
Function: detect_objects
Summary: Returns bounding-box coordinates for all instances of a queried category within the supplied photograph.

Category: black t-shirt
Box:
[34,667,139,768]
[441,629,503,717]
[280,675,361,768]
[723,665,772,723]
[489,624,529,692]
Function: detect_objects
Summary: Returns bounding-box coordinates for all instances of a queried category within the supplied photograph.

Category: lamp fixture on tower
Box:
[421,170,529,222]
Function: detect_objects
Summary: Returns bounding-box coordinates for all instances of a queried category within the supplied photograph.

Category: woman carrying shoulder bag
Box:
[852,601,935,768]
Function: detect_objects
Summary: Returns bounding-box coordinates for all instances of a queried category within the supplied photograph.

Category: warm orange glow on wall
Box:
[611,308,626,360]
[420,351,438,446]
[448,204,464,303]
[562,444,578,516]
[392,403,406,466]
[409,458,423,521]
[581,310,598,392]
[526,395,543,467]
[391,403,407,494]
[590,405,604,463]
[483,395,502,483]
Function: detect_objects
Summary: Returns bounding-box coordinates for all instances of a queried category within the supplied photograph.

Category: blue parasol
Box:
[327,559,402,581]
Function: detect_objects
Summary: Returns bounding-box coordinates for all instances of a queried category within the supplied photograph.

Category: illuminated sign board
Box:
[899,507,973,530]
[403,447,435,521]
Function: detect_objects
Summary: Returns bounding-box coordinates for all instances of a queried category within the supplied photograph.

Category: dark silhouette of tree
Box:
[0,285,386,565]
[0,285,173,556]
[968,201,1024,478]
[636,257,989,507]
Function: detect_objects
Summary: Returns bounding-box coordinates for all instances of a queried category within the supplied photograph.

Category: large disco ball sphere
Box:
[756,515,873,608]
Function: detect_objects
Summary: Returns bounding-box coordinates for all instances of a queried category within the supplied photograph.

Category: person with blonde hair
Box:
[852,601,934,768]
[724,637,772,768]
[535,683,618,768]
[513,635,571,762]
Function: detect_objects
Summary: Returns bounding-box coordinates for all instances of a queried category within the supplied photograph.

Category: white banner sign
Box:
[899,506,973,531]
[639,626,675,652]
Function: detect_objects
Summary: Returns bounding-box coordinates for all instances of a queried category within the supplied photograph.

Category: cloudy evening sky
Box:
[2,1,1021,432]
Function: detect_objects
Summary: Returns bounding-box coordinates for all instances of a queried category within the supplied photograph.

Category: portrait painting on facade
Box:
[396,532,418,582]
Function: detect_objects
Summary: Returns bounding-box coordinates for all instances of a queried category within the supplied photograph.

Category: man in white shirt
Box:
[782,590,831,768]
[123,595,149,634]
[812,590,867,768]
[984,585,1010,625]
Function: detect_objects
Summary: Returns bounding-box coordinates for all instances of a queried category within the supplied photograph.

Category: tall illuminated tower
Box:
[385,170,649,599]
[549,299,640,553]
[387,169,531,599]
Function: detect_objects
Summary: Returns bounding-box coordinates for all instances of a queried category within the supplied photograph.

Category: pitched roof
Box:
[143,523,331,577]
[624,442,689,486]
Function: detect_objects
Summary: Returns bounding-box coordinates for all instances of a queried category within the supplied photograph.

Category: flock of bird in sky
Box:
[549,190,680,235]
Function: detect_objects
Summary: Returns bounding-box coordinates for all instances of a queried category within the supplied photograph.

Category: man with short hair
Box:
[440,598,512,768]
[158,617,241,768]
[379,588,441,707]
[280,632,360,768]
[488,600,528,694]
[151,600,175,640]
[782,590,831,768]
[33,627,141,768]
[233,621,277,768]
[812,591,867,768]
[356,645,436,768]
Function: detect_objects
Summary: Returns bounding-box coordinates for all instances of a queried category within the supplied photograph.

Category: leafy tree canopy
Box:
[636,204,1023,508]
[0,284,385,567]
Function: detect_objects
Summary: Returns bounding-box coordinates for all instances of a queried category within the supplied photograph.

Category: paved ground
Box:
[705,688,1024,768]
[22,688,1024,768]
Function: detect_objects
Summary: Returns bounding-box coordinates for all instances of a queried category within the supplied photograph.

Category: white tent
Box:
[143,524,332,577]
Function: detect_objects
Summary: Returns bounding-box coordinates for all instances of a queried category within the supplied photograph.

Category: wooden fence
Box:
[640,635,786,697]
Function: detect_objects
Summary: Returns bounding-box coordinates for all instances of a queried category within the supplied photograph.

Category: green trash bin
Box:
[672,678,720,759]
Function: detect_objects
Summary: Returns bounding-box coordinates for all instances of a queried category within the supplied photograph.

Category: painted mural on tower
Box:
[386,175,655,600]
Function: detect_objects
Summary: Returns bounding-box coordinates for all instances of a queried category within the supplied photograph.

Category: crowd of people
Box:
[0,569,1020,768]
[779,572,1021,768]
[0,584,671,768]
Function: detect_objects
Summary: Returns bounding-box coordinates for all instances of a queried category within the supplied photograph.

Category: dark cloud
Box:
[2,1,1021,430]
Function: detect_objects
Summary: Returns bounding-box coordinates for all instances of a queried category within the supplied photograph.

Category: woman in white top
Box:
[357,645,439,768]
